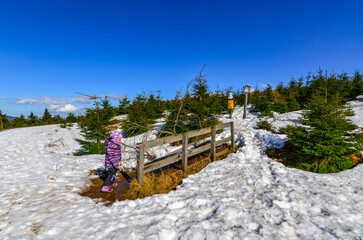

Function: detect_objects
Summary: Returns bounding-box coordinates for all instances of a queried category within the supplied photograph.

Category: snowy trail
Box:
[1,99,363,239]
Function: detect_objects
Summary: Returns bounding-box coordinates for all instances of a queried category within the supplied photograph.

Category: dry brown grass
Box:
[79,145,237,204]
[124,145,235,200]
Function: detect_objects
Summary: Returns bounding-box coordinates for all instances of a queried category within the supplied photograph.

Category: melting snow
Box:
[0,97,362,239]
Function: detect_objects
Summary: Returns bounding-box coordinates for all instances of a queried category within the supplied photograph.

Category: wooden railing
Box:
[136,122,235,185]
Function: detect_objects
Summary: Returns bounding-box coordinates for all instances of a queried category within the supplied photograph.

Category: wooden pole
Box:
[137,144,145,185]
[211,125,216,161]
[243,92,248,119]
[230,122,235,149]
[182,133,188,174]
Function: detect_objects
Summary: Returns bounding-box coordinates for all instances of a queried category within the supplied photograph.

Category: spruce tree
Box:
[163,67,218,135]
[66,112,77,123]
[12,114,28,128]
[286,78,303,111]
[289,91,361,173]
[41,108,52,125]
[117,97,131,115]
[272,83,289,113]
[123,93,152,136]
[0,110,3,130]
[188,72,218,128]
[27,112,39,126]
[100,97,116,122]
[122,92,166,136]
[250,85,274,115]
[76,99,113,155]
[349,71,363,99]
[52,114,63,124]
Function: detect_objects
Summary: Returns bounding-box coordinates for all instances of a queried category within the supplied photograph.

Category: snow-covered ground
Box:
[0,97,362,239]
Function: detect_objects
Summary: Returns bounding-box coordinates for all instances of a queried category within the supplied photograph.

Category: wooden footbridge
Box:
[136,122,235,185]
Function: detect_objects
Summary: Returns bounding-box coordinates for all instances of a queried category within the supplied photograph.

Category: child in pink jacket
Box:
[101,131,122,193]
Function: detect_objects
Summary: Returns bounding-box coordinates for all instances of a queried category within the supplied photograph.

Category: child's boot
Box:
[110,183,118,187]
[100,186,113,193]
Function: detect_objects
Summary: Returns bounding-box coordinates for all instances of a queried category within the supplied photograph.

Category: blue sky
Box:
[1,0,362,117]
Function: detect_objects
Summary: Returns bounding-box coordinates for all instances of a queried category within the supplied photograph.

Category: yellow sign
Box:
[228,99,234,109]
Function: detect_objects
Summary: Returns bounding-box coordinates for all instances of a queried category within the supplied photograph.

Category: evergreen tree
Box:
[41,108,52,125]
[211,88,228,115]
[117,97,131,115]
[0,110,8,130]
[250,85,274,115]
[187,72,218,128]
[163,67,218,135]
[27,112,39,126]
[100,97,116,121]
[66,112,77,123]
[52,114,63,124]
[285,79,302,111]
[272,82,289,113]
[289,91,361,173]
[0,110,4,130]
[76,99,113,155]
[349,71,363,99]
[12,114,28,128]
[122,92,165,136]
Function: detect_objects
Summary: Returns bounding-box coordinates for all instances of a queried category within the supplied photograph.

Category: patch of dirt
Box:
[31,222,42,235]
[79,170,136,206]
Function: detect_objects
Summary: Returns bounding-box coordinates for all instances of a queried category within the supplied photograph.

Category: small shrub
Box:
[279,125,305,136]
[256,120,272,132]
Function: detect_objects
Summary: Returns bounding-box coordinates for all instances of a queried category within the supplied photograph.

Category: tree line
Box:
[2,69,362,135]
[0,108,79,130]
[249,70,362,116]
[1,69,362,174]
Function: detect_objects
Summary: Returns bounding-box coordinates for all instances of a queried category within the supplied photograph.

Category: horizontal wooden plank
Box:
[216,148,232,158]
[216,138,230,147]
[187,138,230,158]
[215,122,231,131]
[142,123,230,149]
[144,153,182,174]
[187,127,212,139]
[143,139,231,174]
[162,147,182,158]
[143,134,183,148]
[188,143,212,157]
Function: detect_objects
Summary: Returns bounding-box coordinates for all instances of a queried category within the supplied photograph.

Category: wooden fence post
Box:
[137,144,145,185]
[182,133,188,175]
[230,122,235,149]
[211,125,216,161]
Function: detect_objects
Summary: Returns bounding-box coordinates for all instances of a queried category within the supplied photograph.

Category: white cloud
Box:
[259,84,269,89]
[16,96,91,105]
[56,104,83,113]
[249,88,257,93]
[0,97,8,99]
[17,98,39,104]
[71,96,93,103]
[48,104,61,112]
[15,94,126,106]
[47,103,83,113]
[15,95,122,114]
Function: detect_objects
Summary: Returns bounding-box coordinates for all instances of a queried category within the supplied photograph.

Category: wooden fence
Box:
[136,122,235,185]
